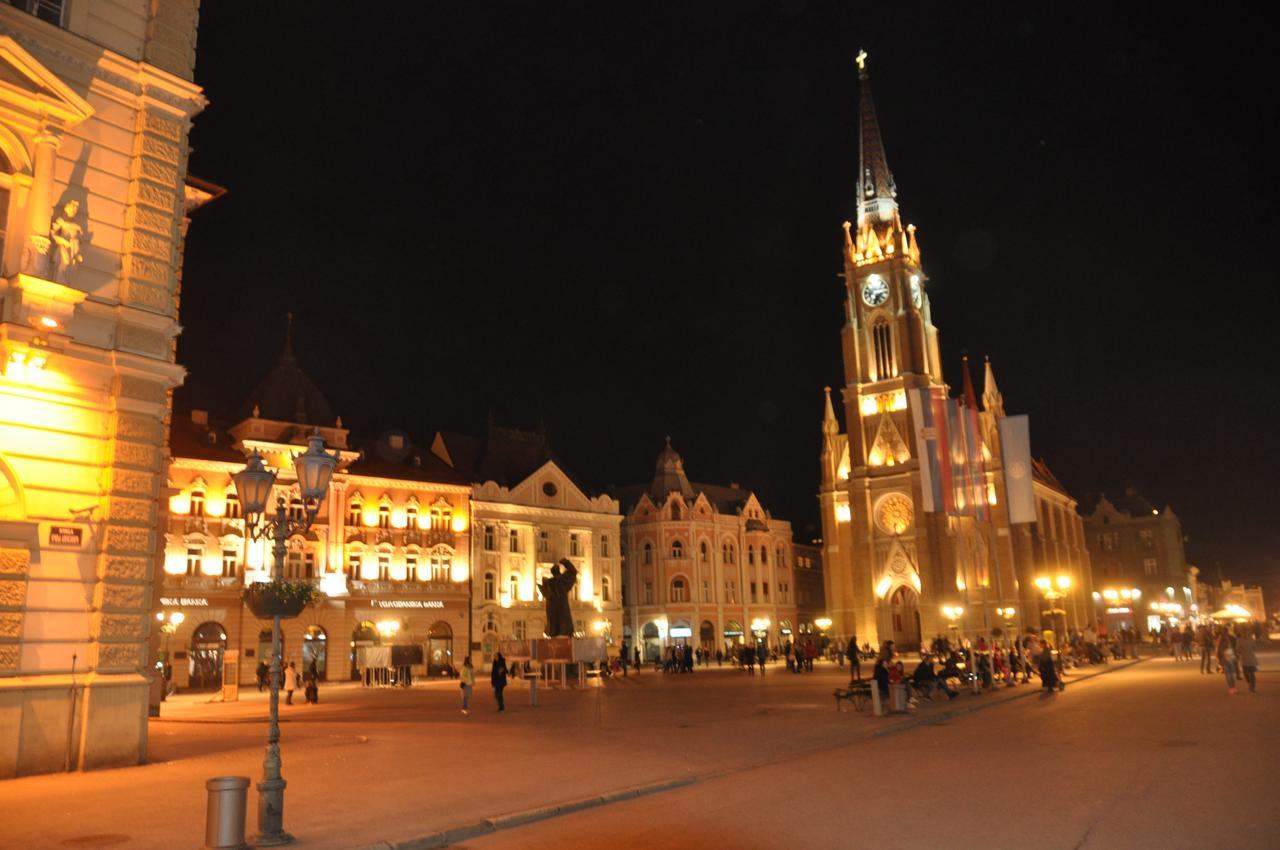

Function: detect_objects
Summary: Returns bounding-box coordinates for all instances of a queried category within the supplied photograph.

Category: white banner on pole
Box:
[998,415,1036,525]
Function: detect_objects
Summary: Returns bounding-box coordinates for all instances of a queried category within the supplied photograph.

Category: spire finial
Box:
[856,53,897,225]
[961,352,979,410]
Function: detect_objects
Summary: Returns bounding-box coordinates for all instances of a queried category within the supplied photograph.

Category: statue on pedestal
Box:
[539,559,578,638]
[49,200,84,283]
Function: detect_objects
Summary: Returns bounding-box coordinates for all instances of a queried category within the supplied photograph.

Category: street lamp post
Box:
[1035,576,1072,648]
[232,434,338,847]
[155,610,184,699]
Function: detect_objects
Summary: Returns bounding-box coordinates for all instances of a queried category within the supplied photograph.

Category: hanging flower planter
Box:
[244,580,319,619]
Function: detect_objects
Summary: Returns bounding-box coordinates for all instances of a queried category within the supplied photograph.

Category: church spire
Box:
[961,353,979,409]
[982,355,1005,417]
[855,50,898,226]
[822,386,838,435]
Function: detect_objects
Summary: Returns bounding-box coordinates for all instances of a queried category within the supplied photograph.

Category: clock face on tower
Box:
[861,276,889,307]
[910,276,922,308]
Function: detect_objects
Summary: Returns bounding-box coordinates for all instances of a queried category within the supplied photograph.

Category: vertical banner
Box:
[932,391,957,515]
[945,398,968,515]
[909,388,941,512]
[962,401,988,522]
[998,415,1036,524]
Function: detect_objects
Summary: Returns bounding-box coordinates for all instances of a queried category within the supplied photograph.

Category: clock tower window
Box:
[871,318,894,381]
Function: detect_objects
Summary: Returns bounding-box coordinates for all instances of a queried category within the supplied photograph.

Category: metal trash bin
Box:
[204,776,250,850]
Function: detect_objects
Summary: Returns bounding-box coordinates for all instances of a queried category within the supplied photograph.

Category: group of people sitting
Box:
[861,630,1071,710]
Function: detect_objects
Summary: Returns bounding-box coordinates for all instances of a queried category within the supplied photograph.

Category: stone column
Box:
[21,124,61,275]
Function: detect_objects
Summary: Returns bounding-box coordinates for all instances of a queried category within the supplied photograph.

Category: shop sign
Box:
[48,526,82,546]
[723,629,744,637]
[371,599,444,609]
[669,627,692,638]
[1105,607,1132,614]
[161,597,210,607]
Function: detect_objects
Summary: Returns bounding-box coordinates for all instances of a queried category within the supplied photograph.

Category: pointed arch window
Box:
[700,541,709,562]
[871,317,895,381]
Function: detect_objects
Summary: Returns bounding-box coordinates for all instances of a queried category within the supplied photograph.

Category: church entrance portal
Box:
[889,586,921,651]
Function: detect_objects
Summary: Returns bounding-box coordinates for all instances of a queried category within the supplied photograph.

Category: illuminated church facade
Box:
[817,57,1094,651]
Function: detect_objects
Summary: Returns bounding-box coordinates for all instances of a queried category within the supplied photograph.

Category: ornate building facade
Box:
[0,1,205,776]
[818,58,1093,651]
[619,439,798,660]
[159,342,473,689]
[433,425,623,668]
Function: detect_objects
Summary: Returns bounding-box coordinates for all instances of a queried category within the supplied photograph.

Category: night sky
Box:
[176,4,1277,598]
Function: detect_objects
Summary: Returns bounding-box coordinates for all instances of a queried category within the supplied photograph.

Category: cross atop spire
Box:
[855,49,898,227]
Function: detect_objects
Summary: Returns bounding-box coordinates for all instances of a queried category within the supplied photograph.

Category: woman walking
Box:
[460,656,475,714]
[490,651,509,712]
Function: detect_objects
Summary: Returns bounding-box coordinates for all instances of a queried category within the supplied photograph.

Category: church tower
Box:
[819,54,954,650]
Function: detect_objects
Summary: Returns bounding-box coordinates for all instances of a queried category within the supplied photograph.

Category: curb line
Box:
[360,659,1148,849]
[356,777,699,850]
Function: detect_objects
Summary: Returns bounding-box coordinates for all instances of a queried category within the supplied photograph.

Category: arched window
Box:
[726,544,736,564]
[872,317,894,380]
[0,149,11,264]
[601,575,612,602]
[643,542,653,565]
[699,541,708,562]
[671,540,683,559]
[776,548,785,568]
[747,545,755,565]
[670,577,688,603]
[483,571,496,600]
[760,546,768,565]
[670,502,682,520]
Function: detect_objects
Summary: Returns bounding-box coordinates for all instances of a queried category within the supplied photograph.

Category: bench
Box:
[834,681,872,712]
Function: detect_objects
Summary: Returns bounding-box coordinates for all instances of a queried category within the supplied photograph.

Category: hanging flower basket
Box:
[243,580,318,619]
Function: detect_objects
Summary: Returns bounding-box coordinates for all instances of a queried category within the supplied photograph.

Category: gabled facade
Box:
[0,3,205,777]
[619,439,798,659]
[434,426,622,668]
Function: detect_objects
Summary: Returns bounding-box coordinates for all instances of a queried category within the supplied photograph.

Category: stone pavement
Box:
[460,650,1280,850]
[0,656,1143,849]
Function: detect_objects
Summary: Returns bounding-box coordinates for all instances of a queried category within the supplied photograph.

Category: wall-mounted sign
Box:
[1105,607,1132,614]
[669,627,692,638]
[48,526,82,546]
[161,597,210,607]
[371,599,444,609]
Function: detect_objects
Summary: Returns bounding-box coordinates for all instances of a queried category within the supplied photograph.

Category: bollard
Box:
[204,776,250,850]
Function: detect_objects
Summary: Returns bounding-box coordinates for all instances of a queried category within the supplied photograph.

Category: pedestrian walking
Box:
[285,661,300,705]
[1038,647,1060,695]
[491,652,508,711]
[846,635,861,684]
[1235,627,1258,694]
[459,656,475,714]
[634,647,641,672]
[1198,626,1214,674]
[256,660,269,692]
[1216,629,1239,695]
